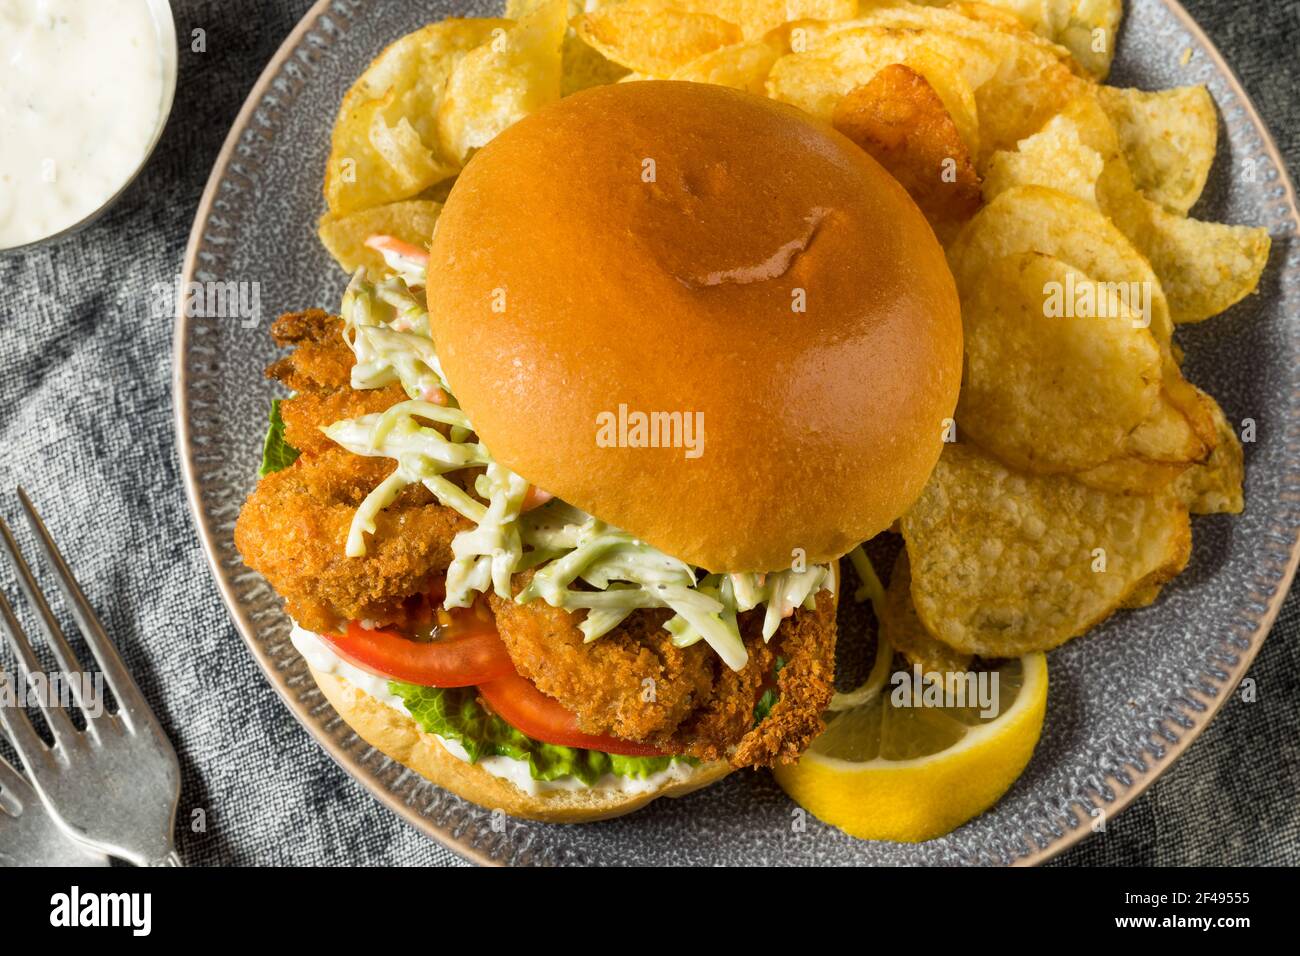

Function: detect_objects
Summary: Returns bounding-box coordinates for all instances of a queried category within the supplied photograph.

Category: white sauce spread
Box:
[289,624,701,797]
[0,0,167,248]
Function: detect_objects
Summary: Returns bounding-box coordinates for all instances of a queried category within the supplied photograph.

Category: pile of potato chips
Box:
[316,0,1269,662]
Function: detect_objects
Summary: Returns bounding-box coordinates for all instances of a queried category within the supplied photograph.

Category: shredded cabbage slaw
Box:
[320,266,834,671]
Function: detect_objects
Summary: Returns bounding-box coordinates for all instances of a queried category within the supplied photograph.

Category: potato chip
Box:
[324,19,506,214]
[946,0,1051,36]
[830,3,1086,155]
[1055,91,1271,324]
[667,38,782,94]
[767,25,999,119]
[880,550,973,675]
[766,25,994,148]
[672,0,858,40]
[901,443,1193,656]
[561,28,631,93]
[1124,387,1213,463]
[366,101,447,193]
[959,0,1121,78]
[1174,390,1245,515]
[1122,582,1165,609]
[1097,85,1217,214]
[317,200,441,274]
[947,184,1174,350]
[832,64,982,233]
[573,1,742,76]
[1074,456,1189,496]
[507,0,583,15]
[1121,204,1271,324]
[518,0,631,94]
[902,49,983,156]
[956,252,1161,473]
[976,63,1081,162]
[952,183,1219,465]
[920,56,984,157]
[438,0,566,164]
[325,95,426,216]
[982,113,1103,205]
[851,2,1075,66]
[1051,0,1122,79]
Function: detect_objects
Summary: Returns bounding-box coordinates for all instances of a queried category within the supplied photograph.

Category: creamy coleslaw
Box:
[319,264,835,671]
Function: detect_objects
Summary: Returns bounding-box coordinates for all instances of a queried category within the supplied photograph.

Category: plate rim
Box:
[173,0,1300,867]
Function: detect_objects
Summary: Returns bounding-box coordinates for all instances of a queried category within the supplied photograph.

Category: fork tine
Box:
[0,668,52,764]
[0,589,76,745]
[17,490,148,729]
[0,749,33,818]
[0,769,20,820]
[0,515,95,719]
[0,750,28,800]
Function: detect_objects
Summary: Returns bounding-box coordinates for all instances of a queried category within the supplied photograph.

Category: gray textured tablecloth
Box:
[0,0,1295,867]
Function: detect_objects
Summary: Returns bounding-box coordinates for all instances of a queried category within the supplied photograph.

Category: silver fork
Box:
[0,749,110,866]
[0,489,182,866]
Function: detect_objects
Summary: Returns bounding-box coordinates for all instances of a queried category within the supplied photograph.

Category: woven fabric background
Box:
[0,0,1295,867]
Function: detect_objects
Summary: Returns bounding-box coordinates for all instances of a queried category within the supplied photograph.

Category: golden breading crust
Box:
[731,590,838,766]
[488,586,715,746]
[491,578,838,767]
[235,311,470,633]
[266,309,408,455]
[235,448,470,634]
[238,311,839,766]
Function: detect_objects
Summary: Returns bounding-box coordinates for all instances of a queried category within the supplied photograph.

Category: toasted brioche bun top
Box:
[428,81,961,571]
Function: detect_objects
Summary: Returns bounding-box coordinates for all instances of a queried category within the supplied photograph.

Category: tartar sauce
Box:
[0,0,168,249]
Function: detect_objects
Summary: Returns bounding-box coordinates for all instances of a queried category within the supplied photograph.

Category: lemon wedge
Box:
[774,646,1048,843]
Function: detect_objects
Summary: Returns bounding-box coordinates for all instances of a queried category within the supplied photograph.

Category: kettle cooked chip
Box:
[948,184,1175,350]
[842,3,1085,155]
[573,1,742,76]
[955,252,1162,473]
[1117,203,1272,324]
[901,443,1193,657]
[324,19,507,214]
[982,114,1104,206]
[879,550,974,675]
[317,200,442,274]
[946,0,1122,79]
[1054,92,1270,324]
[665,38,783,93]
[1173,390,1246,515]
[832,64,982,233]
[437,0,567,164]
[1096,84,1217,214]
[673,0,858,40]
[766,24,1000,128]
[1123,388,1213,464]
[1074,456,1190,496]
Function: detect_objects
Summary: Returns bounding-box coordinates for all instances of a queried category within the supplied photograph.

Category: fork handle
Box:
[149,850,184,867]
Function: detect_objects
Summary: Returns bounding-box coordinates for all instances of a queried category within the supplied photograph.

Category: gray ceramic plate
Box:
[175,0,1300,865]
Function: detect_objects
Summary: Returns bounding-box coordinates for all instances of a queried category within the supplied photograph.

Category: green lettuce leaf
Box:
[754,688,779,724]
[753,655,788,725]
[259,398,300,477]
[389,681,682,785]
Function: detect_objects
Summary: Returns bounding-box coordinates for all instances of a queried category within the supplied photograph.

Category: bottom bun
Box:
[310,666,733,823]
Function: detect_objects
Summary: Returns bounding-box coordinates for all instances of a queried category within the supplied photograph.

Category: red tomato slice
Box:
[477,672,666,757]
[321,618,514,688]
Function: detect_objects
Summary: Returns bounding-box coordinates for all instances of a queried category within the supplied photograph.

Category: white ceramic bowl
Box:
[0,0,178,254]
